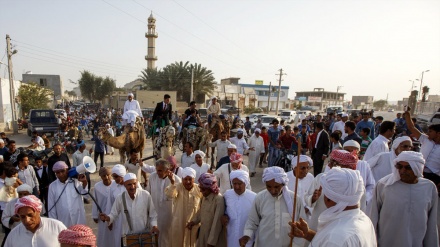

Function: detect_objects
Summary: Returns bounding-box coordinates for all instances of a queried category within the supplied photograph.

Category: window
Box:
[39,78,47,87]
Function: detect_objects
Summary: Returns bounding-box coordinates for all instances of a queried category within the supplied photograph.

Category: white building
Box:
[0,78,21,131]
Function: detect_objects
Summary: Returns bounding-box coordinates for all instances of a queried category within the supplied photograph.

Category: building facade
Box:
[351,96,374,109]
[0,78,21,131]
[295,88,345,111]
[22,74,64,100]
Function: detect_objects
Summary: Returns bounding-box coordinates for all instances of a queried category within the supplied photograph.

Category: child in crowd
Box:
[359,128,373,158]
[330,132,342,151]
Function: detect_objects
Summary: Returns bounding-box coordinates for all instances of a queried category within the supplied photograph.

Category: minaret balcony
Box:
[145,55,158,60]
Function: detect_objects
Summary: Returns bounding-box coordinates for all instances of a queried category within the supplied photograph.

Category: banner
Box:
[255,80,263,85]
[308,96,322,102]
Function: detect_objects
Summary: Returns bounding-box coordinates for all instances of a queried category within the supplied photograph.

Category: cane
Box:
[289,136,302,247]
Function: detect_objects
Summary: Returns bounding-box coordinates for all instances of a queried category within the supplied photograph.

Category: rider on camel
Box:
[207,96,221,129]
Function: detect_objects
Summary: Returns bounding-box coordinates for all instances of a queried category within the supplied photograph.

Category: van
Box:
[280,110,297,123]
[297,110,312,120]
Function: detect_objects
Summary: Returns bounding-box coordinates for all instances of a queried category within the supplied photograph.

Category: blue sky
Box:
[1,0,439,102]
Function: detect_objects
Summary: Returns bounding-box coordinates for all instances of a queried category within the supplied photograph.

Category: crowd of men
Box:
[0,92,439,247]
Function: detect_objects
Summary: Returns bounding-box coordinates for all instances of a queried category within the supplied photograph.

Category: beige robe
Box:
[165,183,202,247]
[191,193,226,247]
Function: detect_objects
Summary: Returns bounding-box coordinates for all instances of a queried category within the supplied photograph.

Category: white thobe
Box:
[332,121,347,139]
[230,137,249,155]
[369,178,438,247]
[209,139,232,162]
[243,189,306,247]
[108,189,158,235]
[124,160,156,181]
[286,172,314,214]
[1,198,20,230]
[214,164,251,194]
[91,181,115,247]
[109,181,127,246]
[106,127,115,154]
[147,173,182,247]
[122,110,140,127]
[48,178,87,227]
[362,134,389,161]
[190,163,210,181]
[366,151,394,183]
[16,165,39,191]
[123,99,142,116]
[310,209,377,247]
[224,189,257,247]
[72,149,91,167]
[4,217,66,247]
[181,152,195,168]
[247,135,265,173]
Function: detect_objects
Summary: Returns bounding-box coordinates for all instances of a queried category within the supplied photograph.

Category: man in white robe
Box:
[331,113,348,139]
[91,167,115,247]
[290,168,377,246]
[366,136,413,182]
[100,173,159,237]
[214,153,251,194]
[369,151,438,247]
[122,93,142,127]
[230,129,251,155]
[48,161,88,227]
[147,159,182,247]
[306,150,368,233]
[287,155,314,216]
[5,195,66,247]
[189,150,210,181]
[240,167,306,247]
[108,164,129,247]
[223,170,256,247]
[363,121,395,160]
[105,123,115,155]
[1,184,32,231]
[209,131,231,163]
[247,128,265,177]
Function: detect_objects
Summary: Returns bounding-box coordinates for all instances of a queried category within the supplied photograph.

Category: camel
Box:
[98,118,145,163]
[153,125,175,160]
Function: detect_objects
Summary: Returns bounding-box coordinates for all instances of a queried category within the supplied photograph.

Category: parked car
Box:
[198,108,208,119]
[388,108,395,112]
[260,115,281,128]
[27,109,59,137]
[247,113,267,124]
[279,110,297,124]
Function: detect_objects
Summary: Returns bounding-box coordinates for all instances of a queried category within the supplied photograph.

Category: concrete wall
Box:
[22,74,63,98]
[136,90,177,109]
[0,78,21,131]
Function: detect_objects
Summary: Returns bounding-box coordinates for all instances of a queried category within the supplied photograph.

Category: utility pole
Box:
[275,68,286,116]
[6,34,18,134]
[190,68,194,102]
[267,81,271,114]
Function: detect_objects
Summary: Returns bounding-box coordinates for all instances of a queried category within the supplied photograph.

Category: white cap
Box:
[228,144,237,149]
[341,113,348,118]
[343,140,360,150]
[123,173,137,182]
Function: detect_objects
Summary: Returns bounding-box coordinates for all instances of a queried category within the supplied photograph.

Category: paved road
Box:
[0,110,397,240]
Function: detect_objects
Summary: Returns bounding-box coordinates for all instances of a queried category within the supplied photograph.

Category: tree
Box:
[422,86,430,102]
[64,90,77,98]
[78,70,116,102]
[139,61,215,103]
[373,100,388,110]
[18,82,53,117]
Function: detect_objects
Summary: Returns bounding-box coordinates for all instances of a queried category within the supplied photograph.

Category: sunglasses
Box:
[395,163,412,171]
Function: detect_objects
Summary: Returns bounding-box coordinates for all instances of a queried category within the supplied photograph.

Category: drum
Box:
[122,232,158,247]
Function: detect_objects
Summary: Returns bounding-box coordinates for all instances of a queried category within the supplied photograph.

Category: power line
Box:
[171,0,274,69]
[17,46,140,75]
[100,0,256,72]
[12,39,140,71]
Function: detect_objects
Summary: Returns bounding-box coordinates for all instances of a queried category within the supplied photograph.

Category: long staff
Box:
[289,136,302,247]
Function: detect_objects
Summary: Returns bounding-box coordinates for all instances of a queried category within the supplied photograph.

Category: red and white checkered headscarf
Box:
[14,195,43,214]
[330,150,358,170]
[230,153,243,164]
[58,224,96,247]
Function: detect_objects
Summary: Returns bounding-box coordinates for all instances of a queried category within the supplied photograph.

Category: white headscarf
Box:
[291,155,313,169]
[382,151,425,186]
[194,150,206,159]
[228,144,237,149]
[318,167,364,229]
[127,93,134,97]
[207,96,217,109]
[17,184,32,193]
[262,167,293,216]
[343,140,360,150]
[181,167,196,179]
[112,164,127,177]
[230,170,250,186]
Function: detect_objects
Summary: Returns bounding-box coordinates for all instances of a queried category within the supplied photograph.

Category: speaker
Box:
[68,156,97,178]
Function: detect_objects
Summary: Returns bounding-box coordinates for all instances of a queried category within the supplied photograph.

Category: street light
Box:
[415,70,430,114]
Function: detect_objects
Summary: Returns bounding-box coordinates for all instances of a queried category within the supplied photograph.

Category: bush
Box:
[244,106,262,114]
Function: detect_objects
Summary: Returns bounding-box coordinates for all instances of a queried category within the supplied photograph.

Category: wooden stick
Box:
[289,136,302,247]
